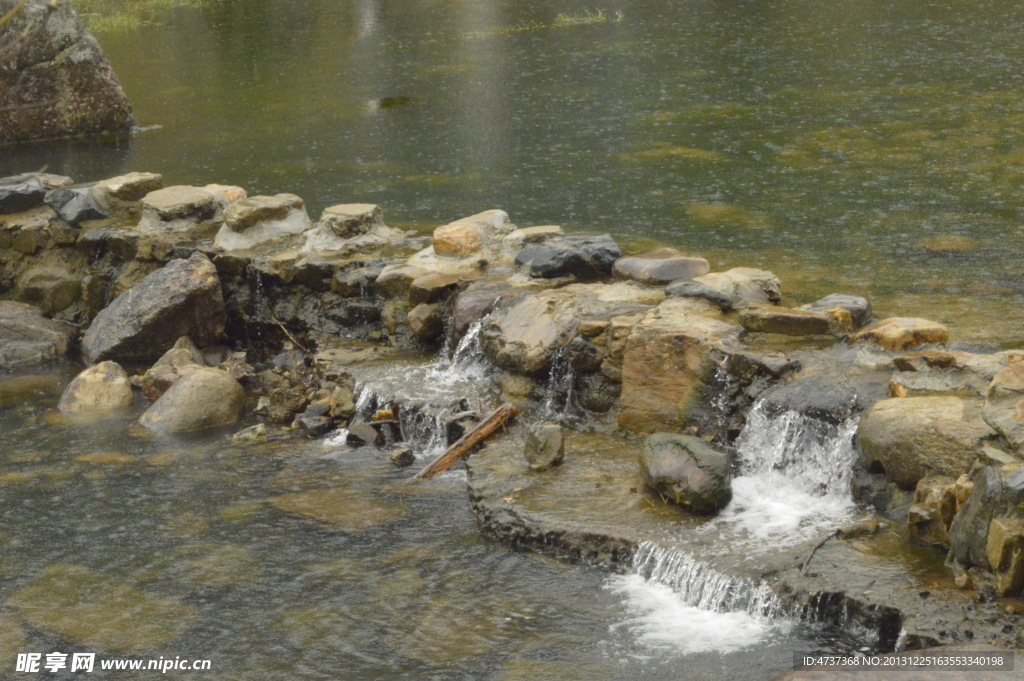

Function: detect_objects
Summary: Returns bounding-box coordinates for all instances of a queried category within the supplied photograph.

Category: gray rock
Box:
[347,421,380,446]
[408,303,444,344]
[136,186,219,234]
[640,433,732,514]
[524,424,565,472]
[299,414,334,437]
[215,193,311,250]
[57,361,133,414]
[447,280,517,349]
[760,376,866,425]
[44,186,106,226]
[803,293,872,328]
[665,280,733,311]
[515,234,622,280]
[613,248,710,285]
[90,172,163,214]
[0,0,135,144]
[739,305,834,336]
[81,253,226,365]
[319,203,382,238]
[139,368,244,434]
[0,176,46,214]
[0,301,74,370]
[390,447,415,468]
[693,268,782,308]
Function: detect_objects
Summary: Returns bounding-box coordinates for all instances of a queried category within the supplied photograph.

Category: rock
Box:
[908,476,958,546]
[760,376,865,425]
[90,172,163,214]
[267,487,406,532]
[447,280,517,347]
[802,293,872,328]
[837,517,880,539]
[215,194,312,250]
[232,424,268,446]
[850,317,948,352]
[499,372,537,410]
[265,385,310,424]
[136,185,219,234]
[982,363,1024,452]
[986,516,1024,596]
[664,280,733,311]
[640,433,732,514]
[303,204,403,253]
[408,303,444,343]
[0,0,135,144]
[0,301,74,370]
[500,225,562,261]
[857,397,994,489]
[515,234,622,280]
[299,414,333,437]
[57,361,133,414]
[692,267,781,308]
[141,337,205,401]
[375,264,427,298]
[409,273,461,305]
[739,305,834,336]
[574,372,621,413]
[44,186,106,226]
[894,350,1015,394]
[139,368,244,434]
[524,424,565,472]
[320,203,382,237]
[81,253,226,365]
[332,260,385,297]
[15,265,81,315]
[347,421,380,446]
[618,299,737,433]
[328,386,356,419]
[433,221,482,256]
[202,183,247,205]
[916,235,982,254]
[0,175,46,214]
[613,248,710,285]
[390,447,415,468]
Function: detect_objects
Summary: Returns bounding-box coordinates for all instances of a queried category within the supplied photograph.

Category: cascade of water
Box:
[717,400,861,543]
[539,346,575,422]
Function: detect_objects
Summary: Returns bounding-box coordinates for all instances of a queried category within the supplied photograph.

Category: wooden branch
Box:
[799,530,838,576]
[415,402,518,479]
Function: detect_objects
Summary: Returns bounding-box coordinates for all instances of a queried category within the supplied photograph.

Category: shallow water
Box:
[5,0,1024,341]
[0,365,844,680]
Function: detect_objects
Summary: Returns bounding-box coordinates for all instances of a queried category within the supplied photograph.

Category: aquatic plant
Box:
[73,0,219,33]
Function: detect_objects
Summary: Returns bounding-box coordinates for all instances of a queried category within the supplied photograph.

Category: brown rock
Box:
[739,305,833,336]
[433,222,482,256]
[908,476,957,546]
[850,317,948,352]
[58,361,133,414]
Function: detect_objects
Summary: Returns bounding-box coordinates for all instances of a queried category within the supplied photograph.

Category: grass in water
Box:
[553,8,621,28]
[73,0,218,33]
[441,8,623,43]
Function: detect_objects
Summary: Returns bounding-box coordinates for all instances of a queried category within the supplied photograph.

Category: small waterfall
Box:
[717,400,860,543]
[539,346,576,422]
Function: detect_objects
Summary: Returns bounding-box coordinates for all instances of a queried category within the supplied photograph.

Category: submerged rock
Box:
[139,368,244,434]
[390,447,415,468]
[58,361,133,414]
[515,234,622,280]
[857,396,994,489]
[232,423,268,446]
[851,317,948,352]
[0,301,74,370]
[524,423,565,472]
[0,0,135,144]
[639,433,732,514]
[267,487,406,532]
[613,247,710,285]
[81,253,226,365]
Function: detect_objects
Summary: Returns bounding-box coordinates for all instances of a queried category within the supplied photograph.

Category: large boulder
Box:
[857,397,994,489]
[57,361,133,414]
[515,234,622,280]
[139,368,244,434]
[617,298,737,433]
[612,248,709,285]
[214,194,311,250]
[81,253,226,365]
[850,317,948,352]
[0,301,74,370]
[982,363,1024,452]
[640,433,732,514]
[0,0,135,144]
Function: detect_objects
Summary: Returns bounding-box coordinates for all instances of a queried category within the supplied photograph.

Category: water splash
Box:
[716,401,860,544]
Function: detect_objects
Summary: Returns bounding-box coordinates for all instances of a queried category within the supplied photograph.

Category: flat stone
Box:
[665,279,733,311]
[320,203,383,238]
[215,193,311,250]
[851,317,949,352]
[0,301,74,370]
[373,264,426,298]
[58,361,133,414]
[90,172,164,213]
[267,487,406,531]
[137,185,218,233]
[408,272,461,305]
[739,305,833,336]
[613,247,710,285]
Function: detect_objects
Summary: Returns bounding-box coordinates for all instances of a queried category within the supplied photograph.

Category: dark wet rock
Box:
[90,172,164,215]
[215,194,311,250]
[500,225,562,261]
[760,376,866,425]
[44,186,106,226]
[445,411,482,445]
[15,265,81,315]
[739,305,834,336]
[982,363,1024,453]
[692,267,781,308]
[136,186,218,234]
[447,280,517,349]
[332,260,385,297]
[640,433,732,514]
[0,301,74,370]
[347,421,380,446]
[908,476,958,546]
[408,303,443,344]
[612,248,709,285]
[390,447,415,468]
[408,273,461,305]
[524,424,565,472]
[802,293,872,328]
[564,335,602,373]
[851,317,949,352]
[376,264,426,298]
[139,368,244,434]
[81,253,226,365]
[515,234,622,280]
[0,0,135,144]
[299,414,333,437]
[949,466,1024,571]
[141,337,204,401]
[57,361,132,414]
[0,176,46,214]
[573,372,621,413]
[665,280,733,311]
[266,385,311,425]
[857,397,994,489]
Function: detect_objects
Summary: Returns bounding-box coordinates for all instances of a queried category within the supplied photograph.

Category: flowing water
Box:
[7,0,1024,341]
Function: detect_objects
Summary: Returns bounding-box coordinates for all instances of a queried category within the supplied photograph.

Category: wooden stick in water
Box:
[414,403,518,480]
